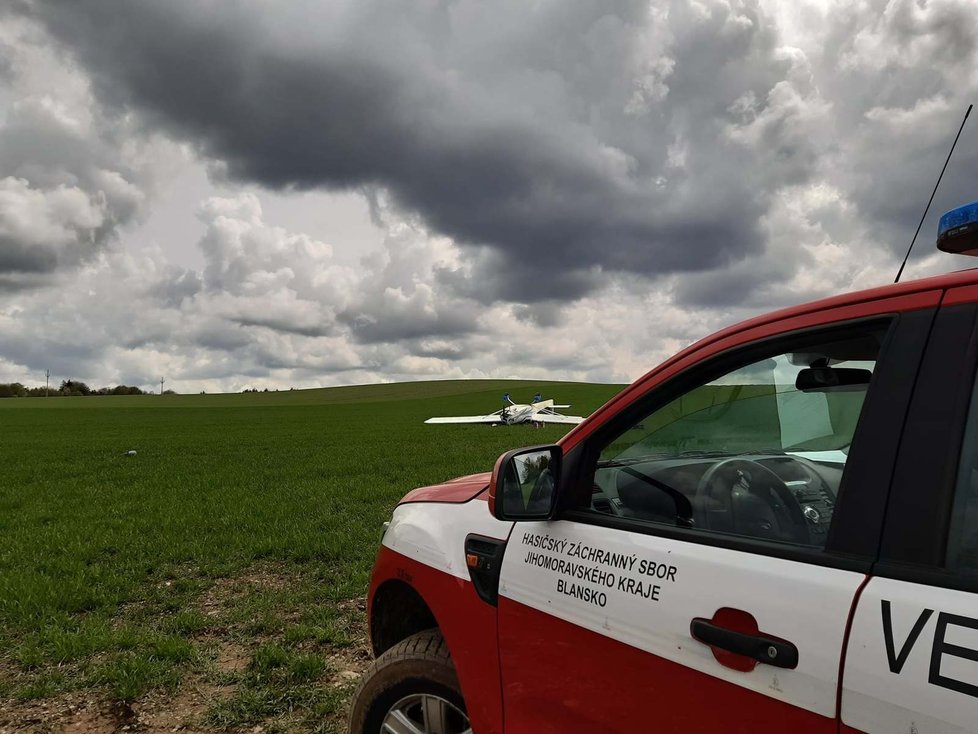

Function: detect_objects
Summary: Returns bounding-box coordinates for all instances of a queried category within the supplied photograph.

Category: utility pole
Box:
[45,369,49,397]
[160,377,165,395]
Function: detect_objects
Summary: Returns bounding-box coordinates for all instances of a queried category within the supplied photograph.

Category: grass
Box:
[0,379,623,730]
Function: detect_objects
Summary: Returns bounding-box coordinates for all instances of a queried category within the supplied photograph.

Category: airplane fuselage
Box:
[500,404,540,424]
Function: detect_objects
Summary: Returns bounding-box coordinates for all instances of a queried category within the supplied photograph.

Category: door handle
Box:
[690,617,798,669]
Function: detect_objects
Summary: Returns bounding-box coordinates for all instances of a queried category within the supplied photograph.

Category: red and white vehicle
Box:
[350,264,978,733]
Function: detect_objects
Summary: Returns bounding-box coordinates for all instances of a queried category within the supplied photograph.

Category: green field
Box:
[0,379,623,731]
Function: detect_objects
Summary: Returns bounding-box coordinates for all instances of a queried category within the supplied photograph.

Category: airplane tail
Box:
[517,393,568,409]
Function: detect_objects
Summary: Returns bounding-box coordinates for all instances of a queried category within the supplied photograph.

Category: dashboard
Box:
[591,451,846,547]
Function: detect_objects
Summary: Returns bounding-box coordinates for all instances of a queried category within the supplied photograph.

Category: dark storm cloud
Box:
[0,331,102,378]
[672,264,800,309]
[0,273,49,292]
[435,249,607,305]
[0,234,58,273]
[228,316,333,339]
[413,342,466,361]
[247,347,364,374]
[512,301,566,328]
[191,323,253,353]
[339,305,478,344]
[22,0,784,304]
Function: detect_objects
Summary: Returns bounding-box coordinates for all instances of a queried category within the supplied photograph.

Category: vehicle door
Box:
[841,294,978,732]
[495,295,939,733]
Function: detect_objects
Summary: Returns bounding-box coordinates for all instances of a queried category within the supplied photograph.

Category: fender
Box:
[369,499,514,734]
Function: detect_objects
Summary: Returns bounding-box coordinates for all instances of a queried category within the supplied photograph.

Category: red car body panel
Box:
[368,545,505,733]
[497,594,837,733]
[399,472,490,504]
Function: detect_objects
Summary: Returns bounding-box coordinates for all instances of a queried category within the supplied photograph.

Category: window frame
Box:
[876,301,978,593]
[555,308,938,573]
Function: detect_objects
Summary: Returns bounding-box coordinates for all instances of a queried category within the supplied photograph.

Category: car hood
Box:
[399,472,491,505]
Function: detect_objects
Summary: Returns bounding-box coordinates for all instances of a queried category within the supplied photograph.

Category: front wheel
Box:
[349,629,472,734]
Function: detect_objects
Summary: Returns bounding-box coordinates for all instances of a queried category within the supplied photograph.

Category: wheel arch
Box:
[369,578,439,657]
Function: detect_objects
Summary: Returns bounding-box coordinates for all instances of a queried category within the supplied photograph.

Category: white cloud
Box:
[0,16,176,287]
[0,176,104,257]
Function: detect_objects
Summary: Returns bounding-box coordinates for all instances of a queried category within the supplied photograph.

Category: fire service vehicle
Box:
[348,193,978,732]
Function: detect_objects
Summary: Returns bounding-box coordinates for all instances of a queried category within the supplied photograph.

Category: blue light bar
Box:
[938,200,978,255]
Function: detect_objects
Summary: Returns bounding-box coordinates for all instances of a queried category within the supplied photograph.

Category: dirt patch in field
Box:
[214,641,250,674]
[1,657,369,733]
[195,564,298,619]
[0,681,237,733]
[0,563,372,733]
[1,695,123,734]
[133,681,236,732]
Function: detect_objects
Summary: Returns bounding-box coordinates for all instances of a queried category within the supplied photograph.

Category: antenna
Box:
[895,104,972,283]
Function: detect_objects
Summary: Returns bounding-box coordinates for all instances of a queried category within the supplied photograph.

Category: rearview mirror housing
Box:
[795,366,872,392]
[488,445,561,521]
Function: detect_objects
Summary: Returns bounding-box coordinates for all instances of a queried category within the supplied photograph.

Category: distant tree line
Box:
[0,380,175,398]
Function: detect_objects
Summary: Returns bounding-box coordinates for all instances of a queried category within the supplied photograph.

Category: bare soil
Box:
[0,565,372,733]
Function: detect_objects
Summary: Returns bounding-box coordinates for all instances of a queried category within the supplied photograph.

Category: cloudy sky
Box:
[1,0,977,393]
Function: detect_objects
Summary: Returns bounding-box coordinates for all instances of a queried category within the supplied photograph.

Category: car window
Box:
[587,327,887,550]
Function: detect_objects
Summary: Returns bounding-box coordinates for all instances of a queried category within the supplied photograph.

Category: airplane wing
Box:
[535,413,585,425]
[424,414,502,424]
[531,399,573,410]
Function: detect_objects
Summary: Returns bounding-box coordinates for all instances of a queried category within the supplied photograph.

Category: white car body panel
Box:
[382,499,513,580]
[842,577,978,733]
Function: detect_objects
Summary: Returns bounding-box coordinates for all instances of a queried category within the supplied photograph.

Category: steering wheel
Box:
[696,458,811,545]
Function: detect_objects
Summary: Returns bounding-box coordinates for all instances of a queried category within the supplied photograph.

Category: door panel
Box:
[495,308,936,730]
[497,519,864,732]
[499,594,836,733]
[841,297,978,732]
[841,578,978,733]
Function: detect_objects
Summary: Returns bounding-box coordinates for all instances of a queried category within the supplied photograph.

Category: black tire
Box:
[348,629,470,734]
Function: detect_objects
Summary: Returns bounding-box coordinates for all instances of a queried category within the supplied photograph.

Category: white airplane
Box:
[425,393,585,426]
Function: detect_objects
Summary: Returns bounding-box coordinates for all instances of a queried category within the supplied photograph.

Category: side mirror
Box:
[795,367,872,393]
[488,445,561,521]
